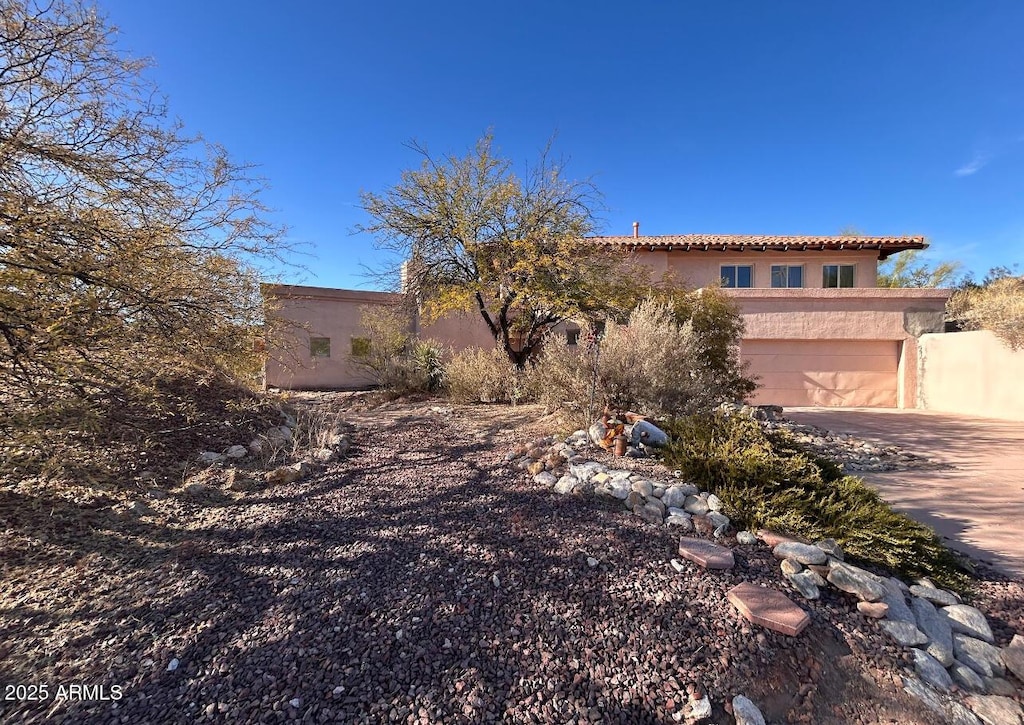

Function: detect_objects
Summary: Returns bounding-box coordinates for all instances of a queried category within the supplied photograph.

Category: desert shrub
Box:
[349,305,444,394]
[948,276,1024,350]
[662,413,969,590]
[532,297,752,427]
[444,347,533,404]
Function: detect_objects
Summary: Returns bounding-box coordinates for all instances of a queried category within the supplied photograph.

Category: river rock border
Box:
[511,429,1024,724]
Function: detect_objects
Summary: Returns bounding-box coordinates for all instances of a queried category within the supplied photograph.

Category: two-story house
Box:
[264,227,950,408]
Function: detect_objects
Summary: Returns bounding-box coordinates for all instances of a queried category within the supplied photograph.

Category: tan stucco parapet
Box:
[262,284,402,304]
[719,288,951,301]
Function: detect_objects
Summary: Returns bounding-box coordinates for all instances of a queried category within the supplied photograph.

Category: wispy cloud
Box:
[955,152,991,177]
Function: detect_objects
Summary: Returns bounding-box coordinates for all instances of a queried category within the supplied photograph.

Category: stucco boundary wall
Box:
[918,329,1024,421]
[724,288,950,409]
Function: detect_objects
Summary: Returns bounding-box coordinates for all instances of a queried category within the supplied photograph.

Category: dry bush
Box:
[349,305,444,394]
[444,347,533,404]
[948,277,1024,350]
[533,298,751,426]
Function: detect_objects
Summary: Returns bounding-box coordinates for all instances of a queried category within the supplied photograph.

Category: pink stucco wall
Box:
[633,249,880,289]
[265,285,403,389]
[918,330,1024,420]
[725,288,948,408]
[264,285,498,390]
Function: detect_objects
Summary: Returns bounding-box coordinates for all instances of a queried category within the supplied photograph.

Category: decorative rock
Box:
[677,538,735,570]
[727,582,810,636]
[731,695,767,725]
[951,660,986,692]
[736,531,758,545]
[631,480,654,497]
[570,462,604,481]
[827,562,885,602]
[965,695,1024,725]
[197,451,224,464]
[309,447,335,463]
[857,601,889,619]
[667,507,688,518]
[814,538,844,561]
[953,634,1005,679]
[608,469,632,480]
[665,515,694,531]
[706,511,730,530]
[772,542,827,566]
[880,620,929,647]
[913,648,953,691]
[651,485,665,498]
[550,473,572,492]
[629,420,669,447]
[661,486,688,509]
[625,490,645,511]
[608,479,631,500]
[586,557,599,568]
[635,502,665,525]
[1002,634,1024,682]
[981,677,1018,697]
[803,568,826,586]
[943,605,996,644]
[786,570,821,600]
[683,495,710,516]
[224,445,247,459]
[688,695,712,721]
[591,472,611,486]
[909,584,959,607]
[706,493,724,512]
[167,658,179,671]
[902,675,983,725]
[756,530,798,548]
[588,422,608,446]
[911,596,954,667]
[780,558,803,576]
[670,559,686,573]
[267,465,301,486]
[527,460,546,476]
[880,579,916,625]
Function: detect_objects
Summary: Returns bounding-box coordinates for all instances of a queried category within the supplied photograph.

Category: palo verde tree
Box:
[360,134,639,368]
[0,0,285,419]
[877,249,962,288]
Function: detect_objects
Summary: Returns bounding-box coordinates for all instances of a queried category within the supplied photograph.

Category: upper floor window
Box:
[822,264,855,288]
[771,265,803,288]
[310,337,332,358]
[720,265,753,288]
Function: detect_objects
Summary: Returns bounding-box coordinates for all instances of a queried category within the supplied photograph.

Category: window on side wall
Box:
[822,264,855,288]
[310,337,331,358]
[350,337,371,358]
[771,265,803,288]
[720,265,753,288]
[566,327,581,346]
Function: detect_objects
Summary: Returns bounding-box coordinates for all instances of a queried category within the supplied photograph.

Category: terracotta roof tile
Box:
[588,234,925,259]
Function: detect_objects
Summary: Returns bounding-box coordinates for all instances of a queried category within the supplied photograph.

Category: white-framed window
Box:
[771,265,803,288]
[822,264,855,288]
[720,265,753,288]
[310,337,331,358]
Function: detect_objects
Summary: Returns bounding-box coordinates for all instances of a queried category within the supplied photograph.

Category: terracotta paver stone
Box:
[677,537,735,570]
[727,582,811,636]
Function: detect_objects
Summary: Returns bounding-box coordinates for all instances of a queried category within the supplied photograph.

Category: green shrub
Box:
[349,305,444,394]
[444,346,533,404]
[662,413,969,590]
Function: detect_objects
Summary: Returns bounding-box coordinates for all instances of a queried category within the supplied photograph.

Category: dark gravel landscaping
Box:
[1,400,1018,723]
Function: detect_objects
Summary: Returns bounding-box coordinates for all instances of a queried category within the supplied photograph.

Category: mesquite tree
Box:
[0,0,286,413]
[360,134,639,368]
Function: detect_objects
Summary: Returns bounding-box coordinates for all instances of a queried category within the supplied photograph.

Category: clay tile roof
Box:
[588,234,926,259]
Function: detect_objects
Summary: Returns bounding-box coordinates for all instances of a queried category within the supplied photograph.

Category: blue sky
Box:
[100,0,1023,288]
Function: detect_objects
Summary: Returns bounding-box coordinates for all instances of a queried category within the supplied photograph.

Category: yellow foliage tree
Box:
[360,134,641,368]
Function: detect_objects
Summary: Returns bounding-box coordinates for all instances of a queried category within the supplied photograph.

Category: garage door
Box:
[742,339,899,407]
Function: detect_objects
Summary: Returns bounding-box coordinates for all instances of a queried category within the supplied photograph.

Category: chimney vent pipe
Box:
[632,221,639,238]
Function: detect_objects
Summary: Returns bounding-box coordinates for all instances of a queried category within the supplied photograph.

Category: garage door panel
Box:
[743,340,899,408]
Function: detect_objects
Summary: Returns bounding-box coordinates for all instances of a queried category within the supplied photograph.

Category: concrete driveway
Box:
[785,408,1024,579]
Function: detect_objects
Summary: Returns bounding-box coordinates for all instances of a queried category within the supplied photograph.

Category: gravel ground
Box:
[0,399,1019,724]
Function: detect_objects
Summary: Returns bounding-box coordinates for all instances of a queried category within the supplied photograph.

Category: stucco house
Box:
[264,227,950,409]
